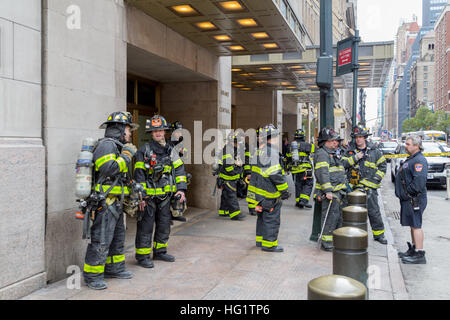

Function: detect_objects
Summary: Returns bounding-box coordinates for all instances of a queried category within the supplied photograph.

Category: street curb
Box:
[378,189,409,300]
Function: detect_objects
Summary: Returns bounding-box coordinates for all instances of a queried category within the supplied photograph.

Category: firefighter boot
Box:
[398,242,415,258]
[374,234,388,245]
[401,250,426,264]
[104,270,133,279]
[320,242,334,252]
[85,278,108,290]
[137,259,154,268]
[154,252,176,262]
[262,245,284,253]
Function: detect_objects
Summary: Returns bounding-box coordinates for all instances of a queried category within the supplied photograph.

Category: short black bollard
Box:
[342,206,368,231]
[347,190,367,208]
[307,274,367,300]
[333,227,368,286]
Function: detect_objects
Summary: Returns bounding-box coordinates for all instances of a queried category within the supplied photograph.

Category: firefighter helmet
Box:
[318,127,342,143]
[145,115,170,132]
[258,124,280,139]
[351,126,372,138]
[294,129,305,141]
[170,121,183,132]
[99,111,139,131]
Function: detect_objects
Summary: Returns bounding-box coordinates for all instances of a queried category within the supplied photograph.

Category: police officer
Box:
[287,129,315,209]
[134,115,188,267]
[83,111,139,290]
[344,126,388,244]
[217,132,246,221]
[395,134,428,264]
[314,127,363,251]
[246,124,290,252]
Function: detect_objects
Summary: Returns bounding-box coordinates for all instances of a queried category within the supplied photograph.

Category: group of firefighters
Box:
[81,110,387,290]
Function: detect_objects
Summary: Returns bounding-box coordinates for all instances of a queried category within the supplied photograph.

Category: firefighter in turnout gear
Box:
[83,111,139,290]
[344,126,388,244]
[217,132,246,220]
[314,127,363,251]
[286,129,315,209]
[134,115,188,268]
[246,124,291,252]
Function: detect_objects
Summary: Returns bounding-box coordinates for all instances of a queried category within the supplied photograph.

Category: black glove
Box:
[281,191,291,200]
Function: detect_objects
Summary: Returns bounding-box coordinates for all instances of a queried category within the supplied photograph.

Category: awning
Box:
[125,0,307,55]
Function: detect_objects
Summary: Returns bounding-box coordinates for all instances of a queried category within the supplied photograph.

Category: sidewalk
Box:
[22,177,407,300]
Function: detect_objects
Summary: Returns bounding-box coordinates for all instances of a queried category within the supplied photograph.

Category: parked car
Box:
[391,142,450,187]
[390,143,407,182]
[379,141,398,163]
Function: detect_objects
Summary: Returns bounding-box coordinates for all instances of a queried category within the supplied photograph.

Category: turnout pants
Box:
[320,192,343,244]
[256,199,282,248]
[83,197,126,282]
[219,181,241,219]
[366,187,385,237]
[135,198,172,261]
[293,172,314,204]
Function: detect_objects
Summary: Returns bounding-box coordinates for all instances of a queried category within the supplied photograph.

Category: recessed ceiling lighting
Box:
[213,34,232,41]
[169,4,201,17]
[289,65,302,69]
[231,68,242,72]
[251,32,270,39]
[359,62,371,66]
[286,86,297,89]
[236,18,258,27]
[262,43,278,49]
[241,87,252,91]
[259,67,273,71]
[228,45,245,51]
[234,84,245,87]
[193,21,218,31]
[218,1,246,12]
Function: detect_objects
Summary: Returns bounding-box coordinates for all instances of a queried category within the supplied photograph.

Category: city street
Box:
[380,162,450,300]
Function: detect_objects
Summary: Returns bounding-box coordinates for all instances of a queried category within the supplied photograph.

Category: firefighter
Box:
[314,127,363,251]
[344,126,388,244]
[134,115,187,268]
[83,111,139,290]
[286,129,315,209]
[217,132,246,221]
[246,124,291,252]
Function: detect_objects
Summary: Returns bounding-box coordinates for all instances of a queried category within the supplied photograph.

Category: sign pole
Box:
[352,30,360,129]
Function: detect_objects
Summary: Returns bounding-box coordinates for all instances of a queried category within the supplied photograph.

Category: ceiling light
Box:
[286,86,297,89]
[228,45,245,51]
[251,32,270,39]
[259,67,273,71]
[218,1,246,12]
[236,18,258,27]
[169,4,201,17]
[234,84,245,87]
[194,21,218,31]
[262,43,278,49]
[232,68,242,72]
[289,65,302,69]
[213,34,232,41]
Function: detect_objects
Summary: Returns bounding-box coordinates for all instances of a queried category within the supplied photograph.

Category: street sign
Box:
[336,36,355,77]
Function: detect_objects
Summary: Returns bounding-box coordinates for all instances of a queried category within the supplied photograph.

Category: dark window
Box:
[127,80,135,104]
[137,82,156,107]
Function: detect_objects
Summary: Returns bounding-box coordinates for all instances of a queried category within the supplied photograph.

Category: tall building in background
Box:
[434,2,450,112]
[423,0,447,27]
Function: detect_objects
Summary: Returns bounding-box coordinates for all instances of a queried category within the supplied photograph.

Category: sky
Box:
[356,0,423,131]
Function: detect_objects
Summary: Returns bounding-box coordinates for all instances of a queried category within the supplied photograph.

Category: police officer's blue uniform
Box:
[394,151,428,228]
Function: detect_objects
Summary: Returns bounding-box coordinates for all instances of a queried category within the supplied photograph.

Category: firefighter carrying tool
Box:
[343,126,388,245]
[246,124,291,252]
[134,115,188,268]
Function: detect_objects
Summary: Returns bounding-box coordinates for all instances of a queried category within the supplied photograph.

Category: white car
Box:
[391,142,450,187]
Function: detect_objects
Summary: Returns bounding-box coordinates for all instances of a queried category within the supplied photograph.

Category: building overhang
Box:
[231,41,394,103]
[125,0,306,55]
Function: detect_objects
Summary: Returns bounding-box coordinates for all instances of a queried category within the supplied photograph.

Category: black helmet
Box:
[318,127,342,143]
[99,111,139,131]
[259,124,280,139]
[170,121,183,132]
[351,125,372,138]
[294,129,305,140]
[145,115,170,132]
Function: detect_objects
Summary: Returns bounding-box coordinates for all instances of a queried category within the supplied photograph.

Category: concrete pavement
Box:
[22,176,407,300]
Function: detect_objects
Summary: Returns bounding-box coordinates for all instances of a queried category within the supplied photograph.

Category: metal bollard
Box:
[342,206,368,231]
[308,274,367,300]
[347,190,367,208]
[446,164,450,201]
[332,227,368,286]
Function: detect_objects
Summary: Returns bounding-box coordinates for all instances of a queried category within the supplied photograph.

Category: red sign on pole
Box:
[338,47,352,66]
